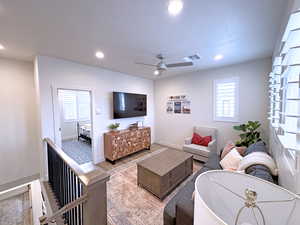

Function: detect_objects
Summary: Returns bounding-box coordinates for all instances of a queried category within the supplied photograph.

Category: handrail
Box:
[44,138,109,186]
[39,194,88,225]
[43,138,110,225]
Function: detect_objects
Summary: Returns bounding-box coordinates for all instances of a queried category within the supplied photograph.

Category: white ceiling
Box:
[0,0,287,79]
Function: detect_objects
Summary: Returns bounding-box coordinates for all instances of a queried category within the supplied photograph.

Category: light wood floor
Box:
[96,143,167,171]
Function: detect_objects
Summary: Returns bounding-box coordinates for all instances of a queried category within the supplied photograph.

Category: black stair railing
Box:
[43,138,110,225]
[47,142,84,225]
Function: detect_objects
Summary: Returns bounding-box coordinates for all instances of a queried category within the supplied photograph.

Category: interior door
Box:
[52,87,62,148]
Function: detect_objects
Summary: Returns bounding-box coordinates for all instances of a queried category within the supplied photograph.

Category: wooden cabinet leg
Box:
[106,159,116,165]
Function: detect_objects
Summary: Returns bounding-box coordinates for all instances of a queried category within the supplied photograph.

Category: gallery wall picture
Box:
[174,101,182,113]
[182,101,191,114]
[167,95,191,114]
[167,101,173,113]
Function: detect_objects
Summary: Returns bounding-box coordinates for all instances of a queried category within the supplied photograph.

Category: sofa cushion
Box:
[163,180,194,225]
[175,182,195,225]
[163,164,216,225]
[246,164,274,183]
[244,141,267,156]
[204,152,222,170]
[183,144,210,157]
[163,151,222,225]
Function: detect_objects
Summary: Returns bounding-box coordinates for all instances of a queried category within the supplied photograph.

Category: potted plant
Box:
[233,121,262,147]
[108,123,120,132]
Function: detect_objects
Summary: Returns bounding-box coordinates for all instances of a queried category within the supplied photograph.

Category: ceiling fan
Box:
[136,53,200,76]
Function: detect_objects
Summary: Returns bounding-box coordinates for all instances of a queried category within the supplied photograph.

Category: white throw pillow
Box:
[220,148,243,170]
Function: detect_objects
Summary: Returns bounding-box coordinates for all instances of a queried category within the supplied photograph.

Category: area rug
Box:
[62,139,92,164]
[106,148,202,225]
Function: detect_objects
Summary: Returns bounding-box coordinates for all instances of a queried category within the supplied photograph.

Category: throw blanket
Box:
[238,152,278,176]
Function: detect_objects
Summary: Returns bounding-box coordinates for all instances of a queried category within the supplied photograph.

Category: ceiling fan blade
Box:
[166,62,194,68]
[135,62,157,67]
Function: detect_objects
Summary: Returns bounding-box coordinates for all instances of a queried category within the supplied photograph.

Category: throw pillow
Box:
[199,135,212,147]
[191,133,202,145]
[221,143,235,159]
[236,146,247,156]
[191,133,212,147]
[220,148,243,170]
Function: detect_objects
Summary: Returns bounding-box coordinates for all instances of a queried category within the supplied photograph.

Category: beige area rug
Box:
[106,148,202,225]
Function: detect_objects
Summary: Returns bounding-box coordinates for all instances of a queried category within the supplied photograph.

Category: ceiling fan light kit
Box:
[136,53,200,76]
[168,0,184,16]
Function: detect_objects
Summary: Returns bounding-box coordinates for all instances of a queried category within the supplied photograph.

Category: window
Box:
[58,90,91,122]
[77,91,91,121]
[213,77,239,122]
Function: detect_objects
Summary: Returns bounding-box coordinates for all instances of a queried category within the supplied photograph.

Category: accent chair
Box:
[183,126,218,162]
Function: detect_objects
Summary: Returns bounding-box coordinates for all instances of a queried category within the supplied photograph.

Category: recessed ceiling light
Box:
[95,51,104,59]
[214,54,224,61]
[0,44,5,50]
[168,0,183,16]
[154,70,160,76]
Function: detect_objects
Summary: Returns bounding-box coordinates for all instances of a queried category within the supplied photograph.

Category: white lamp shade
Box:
[194,171,300,225]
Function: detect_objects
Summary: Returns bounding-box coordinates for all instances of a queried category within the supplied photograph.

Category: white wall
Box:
[35,56,155,164]
[154,58,271,150]
[0,58,40,187]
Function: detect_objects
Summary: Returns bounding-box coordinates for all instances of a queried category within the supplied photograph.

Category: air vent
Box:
[184,54,201,62]
[187,54,201,61]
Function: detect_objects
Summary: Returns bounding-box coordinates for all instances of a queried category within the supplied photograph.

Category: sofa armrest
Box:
[184,137,192,145]
[207,140,217,153]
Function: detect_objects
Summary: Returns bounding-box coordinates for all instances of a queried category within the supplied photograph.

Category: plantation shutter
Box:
[214,77,239,122]
[60,90,77,121]
[77,91,91,121]
[58,90,91,122]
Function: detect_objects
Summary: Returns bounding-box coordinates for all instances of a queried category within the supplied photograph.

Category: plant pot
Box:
[110,128,119,133]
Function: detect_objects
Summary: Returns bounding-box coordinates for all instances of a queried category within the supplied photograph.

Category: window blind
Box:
[77,91,91,121]
[214,77,239,122]
[60,90,77,121]
[58,90,91,122]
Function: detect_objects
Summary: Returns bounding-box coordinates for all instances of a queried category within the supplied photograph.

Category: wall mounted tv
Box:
[113,92,147,119]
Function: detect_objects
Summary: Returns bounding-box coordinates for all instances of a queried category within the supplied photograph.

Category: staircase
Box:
[40,139,110,225]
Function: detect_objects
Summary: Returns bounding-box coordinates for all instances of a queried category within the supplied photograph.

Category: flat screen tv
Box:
[113,92,147,119]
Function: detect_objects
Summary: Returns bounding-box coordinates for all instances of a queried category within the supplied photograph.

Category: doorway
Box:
[56,89,93,165]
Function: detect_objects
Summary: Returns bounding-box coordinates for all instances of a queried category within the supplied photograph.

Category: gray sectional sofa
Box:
[163,141,274,225]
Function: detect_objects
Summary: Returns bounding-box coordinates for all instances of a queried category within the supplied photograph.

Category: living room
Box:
[1,0,300,225]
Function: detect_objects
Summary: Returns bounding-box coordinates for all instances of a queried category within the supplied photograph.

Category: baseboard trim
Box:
[0,173,40,192]
[154,141,182,150]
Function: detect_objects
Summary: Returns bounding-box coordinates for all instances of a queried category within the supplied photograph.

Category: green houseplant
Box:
[108,123,120,131]
[233,121,262,147]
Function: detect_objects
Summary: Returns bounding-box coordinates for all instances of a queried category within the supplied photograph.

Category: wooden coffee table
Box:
[137,149,193,200]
